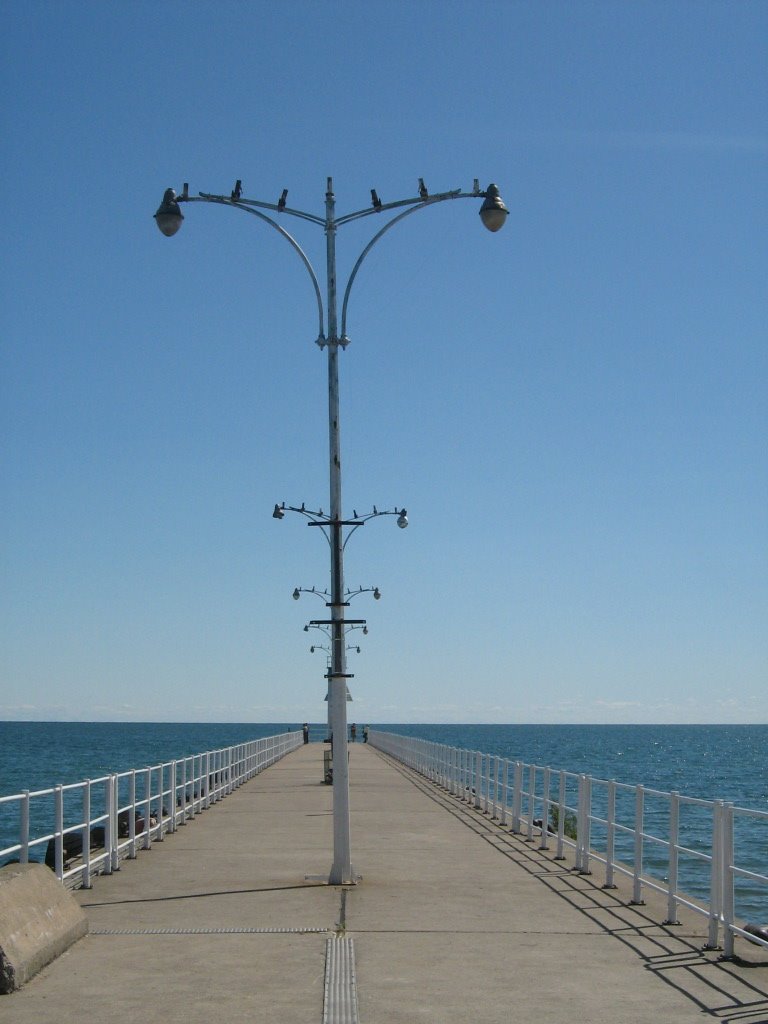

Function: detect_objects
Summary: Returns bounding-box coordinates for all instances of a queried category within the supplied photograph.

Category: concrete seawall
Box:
[1,743,766,1022]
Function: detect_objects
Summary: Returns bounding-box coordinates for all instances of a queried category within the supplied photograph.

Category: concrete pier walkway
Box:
[2,743,767,1023]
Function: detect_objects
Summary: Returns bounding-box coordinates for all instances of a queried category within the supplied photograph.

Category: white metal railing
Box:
[0,730,302,890]
[369,730,768,959]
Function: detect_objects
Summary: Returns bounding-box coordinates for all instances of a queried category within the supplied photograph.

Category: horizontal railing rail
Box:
[0,730,302,890]
[369,730,768,959]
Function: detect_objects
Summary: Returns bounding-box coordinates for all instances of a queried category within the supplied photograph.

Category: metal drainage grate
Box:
[90,926,328,935]
[323,936,359,1024]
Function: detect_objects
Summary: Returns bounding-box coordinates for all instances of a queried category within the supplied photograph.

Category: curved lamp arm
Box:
[178,194,326,345]
[339,191,490,342]
[156,180,507,349]
[273,502,407,551]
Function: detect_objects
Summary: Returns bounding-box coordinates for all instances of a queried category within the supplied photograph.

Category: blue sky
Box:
[1,1,766,724]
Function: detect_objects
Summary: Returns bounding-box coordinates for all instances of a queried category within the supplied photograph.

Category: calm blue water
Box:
[1,722,765,922]
[379,723,768,807]
[0,722,297,799]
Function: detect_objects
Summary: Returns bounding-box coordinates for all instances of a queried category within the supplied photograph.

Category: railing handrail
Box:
[0,730,303,890]
[368,729,768,960]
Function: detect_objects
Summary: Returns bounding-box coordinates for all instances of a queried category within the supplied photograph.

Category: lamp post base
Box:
[305,871,362,886]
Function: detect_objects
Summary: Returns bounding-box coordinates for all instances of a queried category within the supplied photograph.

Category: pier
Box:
[2,741,767,1023]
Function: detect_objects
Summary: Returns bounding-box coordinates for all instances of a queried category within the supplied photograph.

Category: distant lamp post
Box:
[154,176,507,884]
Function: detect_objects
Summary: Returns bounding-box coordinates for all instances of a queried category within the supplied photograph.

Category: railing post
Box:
[527,765,536,842]
[474,752,482,809]
[722,803,735,959]
[169,761,177,832]
[512,762,523,833]
[630,784,645,904]
[576,775,593,873]
[143,767,152,850]
[490,757,500,819]
[604,780,617,888]
[188,758,197,819]
[706,800,724,949]
[82,779,92,889]
[539,767,550,850]
[129,771,137,858]
[20,790,30,864]
[555,771,566,860]
[155,765,166,838]
[500,760,509,826]
[179,757,187,822]
[664,791,680,923]
[54,784,64,881]
[109,773,119,871]
[575,775,585,870]
[213,750,220,800]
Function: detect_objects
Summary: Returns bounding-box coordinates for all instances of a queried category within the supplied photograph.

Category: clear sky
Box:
[1,1,766,725]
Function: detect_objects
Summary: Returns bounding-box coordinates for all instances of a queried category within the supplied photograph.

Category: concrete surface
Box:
[0,743,766,1022]
[0,862,88,992]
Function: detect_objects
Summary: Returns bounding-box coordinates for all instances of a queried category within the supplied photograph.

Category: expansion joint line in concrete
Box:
[89,926,328,935]
[336,887,348,934]
[323,935,359,1024]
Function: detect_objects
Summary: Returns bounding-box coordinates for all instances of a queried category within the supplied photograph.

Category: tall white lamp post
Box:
[154,177,507,884]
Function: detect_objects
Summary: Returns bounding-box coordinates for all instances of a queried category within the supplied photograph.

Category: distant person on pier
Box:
[363,725,369,743]
[350,723,357,742]
[302,723,309,744]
